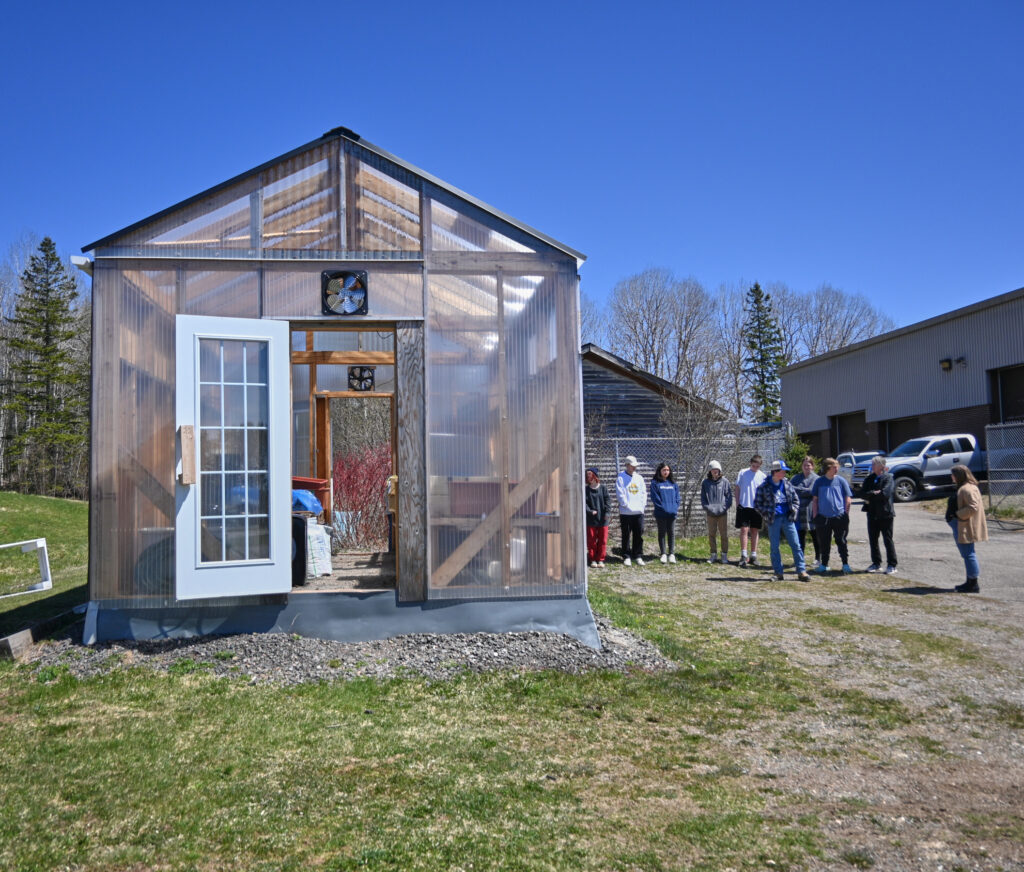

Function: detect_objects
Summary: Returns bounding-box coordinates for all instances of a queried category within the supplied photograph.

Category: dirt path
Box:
[598,501,1024,870]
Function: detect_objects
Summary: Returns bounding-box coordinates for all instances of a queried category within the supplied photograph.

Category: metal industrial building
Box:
[781,286,1024,457]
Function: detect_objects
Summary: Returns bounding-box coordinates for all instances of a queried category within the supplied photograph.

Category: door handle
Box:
[179,425,196,485]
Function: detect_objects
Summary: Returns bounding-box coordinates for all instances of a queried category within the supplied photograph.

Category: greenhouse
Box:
[80,126,595,646]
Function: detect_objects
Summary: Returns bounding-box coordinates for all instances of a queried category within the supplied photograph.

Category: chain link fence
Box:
[985,421,1024,529]
[585,428,786,540]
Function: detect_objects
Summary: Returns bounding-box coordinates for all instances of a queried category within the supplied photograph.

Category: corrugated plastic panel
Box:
[89,264,177,603]
[262,141,340,252]
[425,267,582,599]
[429,197,534,254]
[182,268,260,318]
[263,263,423,319]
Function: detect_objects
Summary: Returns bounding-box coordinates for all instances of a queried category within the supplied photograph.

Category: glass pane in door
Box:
[197,338,271,563]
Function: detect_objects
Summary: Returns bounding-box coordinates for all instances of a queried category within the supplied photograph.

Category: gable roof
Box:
[83,125,586,264]
[581,343,728,418]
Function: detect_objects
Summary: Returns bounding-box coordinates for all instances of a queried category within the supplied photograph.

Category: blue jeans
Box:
[948,520,980,578]
[769,514,805,574]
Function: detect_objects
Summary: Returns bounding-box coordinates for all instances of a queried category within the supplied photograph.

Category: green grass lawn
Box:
[0,491,89,637]
[1,581,821,872]
[0,496,823,870]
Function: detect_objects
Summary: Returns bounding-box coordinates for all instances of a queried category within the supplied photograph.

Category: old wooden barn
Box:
[80,126,596,646]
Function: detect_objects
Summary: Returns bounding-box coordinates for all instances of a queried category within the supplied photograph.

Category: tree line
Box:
[581,269,895,422]
[0,235,90,499]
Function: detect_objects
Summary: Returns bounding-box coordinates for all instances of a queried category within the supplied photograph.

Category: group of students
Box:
[584,455,679,567]
[584,452,989,591]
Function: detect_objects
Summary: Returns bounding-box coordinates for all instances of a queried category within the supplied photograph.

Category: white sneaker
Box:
[636,557,645,566]
[866,563,881,573]
[623,557,631,566]
[707,554,717,564]
[660,554,668,564]
[885,565,897,575]
[668,554,676,564]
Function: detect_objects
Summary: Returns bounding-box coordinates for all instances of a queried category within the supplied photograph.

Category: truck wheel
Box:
[893,476,918,503]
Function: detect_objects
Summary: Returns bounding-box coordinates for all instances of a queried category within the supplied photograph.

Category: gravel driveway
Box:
[602,498,1024,870]
[847,498,1023,600]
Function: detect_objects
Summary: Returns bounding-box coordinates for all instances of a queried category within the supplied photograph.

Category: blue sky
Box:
[2,1,1022,327]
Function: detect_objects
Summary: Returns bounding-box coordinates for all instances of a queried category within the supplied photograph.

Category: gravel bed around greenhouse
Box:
[23,613,674,685]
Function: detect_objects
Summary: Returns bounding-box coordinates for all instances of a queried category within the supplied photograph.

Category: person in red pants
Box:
[585,467,610,567]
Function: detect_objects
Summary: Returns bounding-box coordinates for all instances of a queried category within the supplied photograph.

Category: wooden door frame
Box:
[289,321,426,602]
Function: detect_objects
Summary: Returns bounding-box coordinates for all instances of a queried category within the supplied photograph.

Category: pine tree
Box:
[740,282,785,422]
[2,237,89,497]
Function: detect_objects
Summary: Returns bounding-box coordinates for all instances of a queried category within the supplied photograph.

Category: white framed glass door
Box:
[176,315,291,599]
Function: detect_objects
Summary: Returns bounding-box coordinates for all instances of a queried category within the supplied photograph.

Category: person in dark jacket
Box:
[700,460,733,564]
[584,467,610,567]
[754,460,810,581]
[650,462,680,564]
[860,456,897,574]
[789,456,820,567]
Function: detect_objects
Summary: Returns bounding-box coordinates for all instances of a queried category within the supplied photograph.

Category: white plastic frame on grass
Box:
[0,538,53,599]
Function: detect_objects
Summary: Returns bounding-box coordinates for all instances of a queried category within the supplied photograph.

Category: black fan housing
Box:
[348,366,376,392]
[322,270,368,315]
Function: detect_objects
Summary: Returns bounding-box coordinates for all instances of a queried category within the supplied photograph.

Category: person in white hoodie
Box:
[616,455,647,565]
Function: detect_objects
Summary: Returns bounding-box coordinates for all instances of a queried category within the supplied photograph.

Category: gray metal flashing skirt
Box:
[84,593,601,650]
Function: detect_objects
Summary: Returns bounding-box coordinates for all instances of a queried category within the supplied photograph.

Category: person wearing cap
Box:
[615,455,647,566]
[810,457,854,574]
[754,460,810,581]
[584,467,610,567]
[734,454,767,567]
[700,460,733,564]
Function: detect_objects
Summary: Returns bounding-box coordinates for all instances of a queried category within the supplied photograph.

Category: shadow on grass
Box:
[0,583,88,638]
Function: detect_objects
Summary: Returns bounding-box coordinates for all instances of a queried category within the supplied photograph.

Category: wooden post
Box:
[396,322,426,601]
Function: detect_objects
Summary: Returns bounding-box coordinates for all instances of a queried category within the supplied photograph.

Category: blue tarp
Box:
[292,489,323,514]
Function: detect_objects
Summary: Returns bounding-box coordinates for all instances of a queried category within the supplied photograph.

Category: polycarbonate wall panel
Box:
[183,268,260,318]
[292,364,311,477]
[426,274,503,595]
[504,272,583,596]
[264,263,423,319]
[262,142,340,252]
[90,263,178,603]
[429,192,533,254]
[312,330,394,353]
[116,178,257,256]
[425,267,582,599]
[347,144,422,254]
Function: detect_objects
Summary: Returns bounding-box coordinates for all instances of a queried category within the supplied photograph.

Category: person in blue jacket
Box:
[650,462,680,564]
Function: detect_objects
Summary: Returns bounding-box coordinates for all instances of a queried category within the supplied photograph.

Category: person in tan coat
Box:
[946,464,988,593]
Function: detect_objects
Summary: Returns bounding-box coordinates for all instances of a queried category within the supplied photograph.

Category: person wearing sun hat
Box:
[754,460,809,581]
[615,455,647,566]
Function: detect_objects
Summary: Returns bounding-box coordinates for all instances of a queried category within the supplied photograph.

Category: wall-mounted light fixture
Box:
[940,358,952,371]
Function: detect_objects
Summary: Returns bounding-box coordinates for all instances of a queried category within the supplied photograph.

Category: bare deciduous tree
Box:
[781,283,896,360]
[579,291,605,346]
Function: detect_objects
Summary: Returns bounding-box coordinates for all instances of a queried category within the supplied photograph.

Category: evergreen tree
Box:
[2,237,89,497]
[740,282,785,422]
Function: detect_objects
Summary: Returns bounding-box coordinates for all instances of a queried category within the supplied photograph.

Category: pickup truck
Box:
[882,434,986,502]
